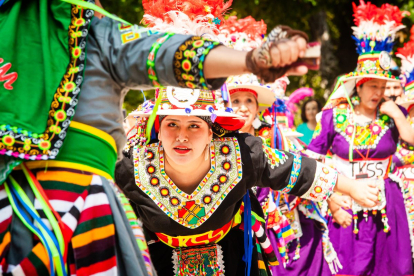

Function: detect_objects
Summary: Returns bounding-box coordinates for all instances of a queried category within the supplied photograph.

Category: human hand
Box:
[349,181,379,208]
[328,194,351,210]
[331,208,352,228]
[246,26,308,82]
[380,99,404,120]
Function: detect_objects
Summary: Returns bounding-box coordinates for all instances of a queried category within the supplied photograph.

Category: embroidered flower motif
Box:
[211,184,221,193]
[150,176,160,186]
[345,125,354,135]
[160,187,170,197]
[170,197,180,206]
[134,138,242,229]
[2,135,15,147]
[336,114,347,124]
[220,145,231,155]
[222,161,231,171]
[370,123,382,135]
[38,140,51,151]
[218,174,228,184]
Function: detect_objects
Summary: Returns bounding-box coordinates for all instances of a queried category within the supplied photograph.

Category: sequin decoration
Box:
[133,137,243,229]
[172,244,225,275]
[301,163,337,201]
[334,103,393,149]
[262,143,288,169]
[281,154,302,194]
[0,5,93,160]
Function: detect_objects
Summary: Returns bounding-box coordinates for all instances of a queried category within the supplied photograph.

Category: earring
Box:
[204,144,210,161]
[351,94,360,106]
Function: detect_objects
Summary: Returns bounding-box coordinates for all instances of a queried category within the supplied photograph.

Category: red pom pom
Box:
[352,0,408,26]
[142,0,232,26]
[219,15,267,41]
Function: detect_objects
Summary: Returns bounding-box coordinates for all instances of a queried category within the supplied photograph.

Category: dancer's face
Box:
[229,92,258,129]
[159,116,212,166]
[385,80,403,99]
[305,100,319,122]
[356,79,387,111]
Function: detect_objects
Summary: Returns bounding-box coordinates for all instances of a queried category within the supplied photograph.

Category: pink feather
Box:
[286,87,314,126]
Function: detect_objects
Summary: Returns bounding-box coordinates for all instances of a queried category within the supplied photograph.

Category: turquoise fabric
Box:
[296,123,314,145]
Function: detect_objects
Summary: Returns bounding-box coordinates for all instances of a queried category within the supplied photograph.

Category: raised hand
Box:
[245,26,308,82]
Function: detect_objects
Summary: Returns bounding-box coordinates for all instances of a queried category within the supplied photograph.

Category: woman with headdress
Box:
[307,1,414,275]
[388,27,414,249]
[0,0,312,275]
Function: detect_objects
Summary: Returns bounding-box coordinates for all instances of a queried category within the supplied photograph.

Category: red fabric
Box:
[214,117,245,131]
[356,77,373,87]
[229,88,258,98]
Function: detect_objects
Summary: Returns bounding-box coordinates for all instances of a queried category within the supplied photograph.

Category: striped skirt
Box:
[0,167,153,276]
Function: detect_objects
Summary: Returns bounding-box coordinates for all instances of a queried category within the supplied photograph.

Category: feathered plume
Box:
[142,0,232,36]
[218,15,267,50]
[396,26,414,85]
[351,0,409,54]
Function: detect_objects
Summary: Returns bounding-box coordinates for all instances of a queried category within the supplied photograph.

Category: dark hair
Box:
[301,98,322,123]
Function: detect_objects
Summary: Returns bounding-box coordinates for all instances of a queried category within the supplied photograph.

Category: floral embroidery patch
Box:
[133,137,242,229]
[334,103,393,149]
[0,5,93,160]
[301,162,337,201]
[262,143,288,169]
[173,37,221,90]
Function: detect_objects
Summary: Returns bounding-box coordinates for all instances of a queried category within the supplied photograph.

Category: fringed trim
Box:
[299,202,342,275]
[390,171,414,259]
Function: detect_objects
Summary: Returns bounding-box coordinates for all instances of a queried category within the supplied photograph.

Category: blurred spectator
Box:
[296,98,321,145]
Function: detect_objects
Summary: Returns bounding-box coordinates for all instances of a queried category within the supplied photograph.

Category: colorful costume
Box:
[0,1,230,275]
[116,86,339,276]
[259,84,341,275]
[307,2,414,275]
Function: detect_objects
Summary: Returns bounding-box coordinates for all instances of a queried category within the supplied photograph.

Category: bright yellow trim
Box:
[70,121,117,154]
[72,224,115,248]
[15,161,113,180]
[358,53,380,60]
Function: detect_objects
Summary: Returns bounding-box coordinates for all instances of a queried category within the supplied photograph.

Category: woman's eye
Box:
[232,99,239,104]
[247,98,253,103]
[189,124,200,129]
[168,123,176,127]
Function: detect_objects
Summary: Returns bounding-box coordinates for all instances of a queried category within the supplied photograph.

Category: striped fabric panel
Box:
[0,185,12,264]
[71,175,116,275]
[1,169,118,276]
[110,183,154,276]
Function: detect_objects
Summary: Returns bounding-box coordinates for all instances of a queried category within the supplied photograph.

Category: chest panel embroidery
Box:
[333,103,393,149]
[133,137,243,229]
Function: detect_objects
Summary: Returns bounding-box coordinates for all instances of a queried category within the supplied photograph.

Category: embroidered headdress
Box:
[218,16,274,112]
[330,0,408,100]
[127,0,243,146]
[396,26,414,110]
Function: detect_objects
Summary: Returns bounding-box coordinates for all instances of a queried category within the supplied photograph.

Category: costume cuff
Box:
[173,36,224,90]
[300,162,337,201]
[304,149,326,160]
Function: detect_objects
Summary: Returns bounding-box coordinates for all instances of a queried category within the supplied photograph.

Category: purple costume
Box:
[308,103,414,275]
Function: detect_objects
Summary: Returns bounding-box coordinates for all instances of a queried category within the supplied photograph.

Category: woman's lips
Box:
[173,147,191,154]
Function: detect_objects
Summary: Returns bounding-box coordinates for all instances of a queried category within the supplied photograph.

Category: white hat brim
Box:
[330,75,401,100]
[227,84,274,111]
[129,109,242,118]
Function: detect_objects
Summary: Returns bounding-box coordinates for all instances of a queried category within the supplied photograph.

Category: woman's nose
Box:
[176,128,188,142]
[240,104,248,111]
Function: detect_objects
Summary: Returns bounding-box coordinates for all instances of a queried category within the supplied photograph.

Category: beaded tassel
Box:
[363,210,368,221]
[372,210,377,216]
[293,238,301,260]
[353,211,359,234]
[381,208,390,233]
